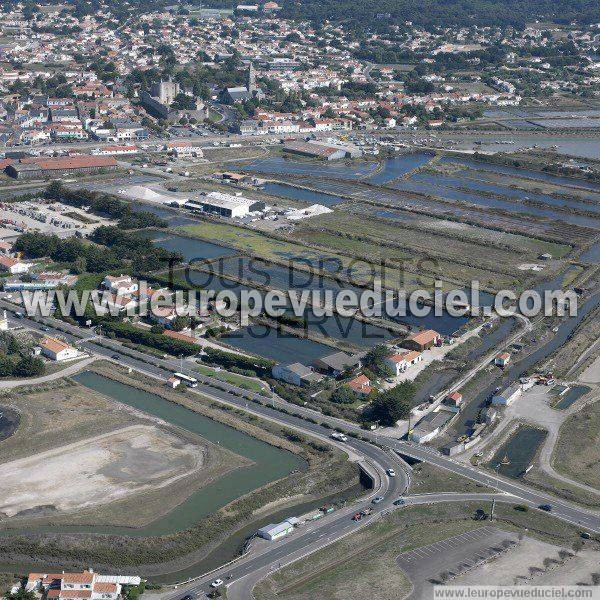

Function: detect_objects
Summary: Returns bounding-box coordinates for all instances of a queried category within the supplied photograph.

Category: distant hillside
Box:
[266,0,597,27]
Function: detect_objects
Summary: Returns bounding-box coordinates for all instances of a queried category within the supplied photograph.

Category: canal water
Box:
[441,157,600,193]
[146,231,238,262]
[262,182,348,206]
[553,385,590,410]
[390,175,600,229]
[0,373,367,582]
[223,324,334,363]
[410,172,600,215]
[368,153,434,184]
[0,372,305,539]
[580,243,600,265]
[489,426,547,479]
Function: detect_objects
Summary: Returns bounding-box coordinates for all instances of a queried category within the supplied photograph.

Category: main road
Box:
[3,305,599,598]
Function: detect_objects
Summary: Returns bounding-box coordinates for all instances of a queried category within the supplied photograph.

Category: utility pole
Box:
[490,498,496,521]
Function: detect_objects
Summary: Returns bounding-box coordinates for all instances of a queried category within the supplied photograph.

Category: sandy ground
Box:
[0,424,206,517]
[452,536,600,586]
[580,356,600,384]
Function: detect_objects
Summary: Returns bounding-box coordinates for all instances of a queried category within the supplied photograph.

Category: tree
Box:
[8,588,38,600]
[330,385,358,404]
[370,381,414,425]
[13,356,45,378]
[171,315,191,332]
[0,355,17,377]
[363,344,393,377]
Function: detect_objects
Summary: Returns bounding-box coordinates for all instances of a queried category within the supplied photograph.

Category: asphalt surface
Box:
[4,305,600,599]
[397,525,518,600]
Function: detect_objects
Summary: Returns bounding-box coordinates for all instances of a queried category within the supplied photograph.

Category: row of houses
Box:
[25,569,141,600]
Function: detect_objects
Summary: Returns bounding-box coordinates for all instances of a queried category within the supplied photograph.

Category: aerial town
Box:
[0,0,598,599]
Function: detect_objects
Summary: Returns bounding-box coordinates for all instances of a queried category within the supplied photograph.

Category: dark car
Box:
[111,354,120,359]
[180,595,194,600]
[393,498,405,506]
[539,504,552,512]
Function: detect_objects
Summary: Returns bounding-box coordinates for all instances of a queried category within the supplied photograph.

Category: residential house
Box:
[494,352,511,367]
[103,275,139,295]
[402,329,441,351]
[312,351,360,378]
[272,362,323,386]
[444,391,463,411]
[385,350,423,376]
[26,570,140,600]
[346,374,373,397]
[40,337,79,361]
[0,255,30,274]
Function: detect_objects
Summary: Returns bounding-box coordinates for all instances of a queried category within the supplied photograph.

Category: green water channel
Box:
[0,373,368,582]
[489,425,547,479]
[0,372,305,538]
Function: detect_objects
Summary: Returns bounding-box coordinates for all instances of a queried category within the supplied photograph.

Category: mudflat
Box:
[0,424,206,517]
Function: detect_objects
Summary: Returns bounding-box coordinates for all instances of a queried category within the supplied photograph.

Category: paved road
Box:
[397,525,518,600]
[7,305,600,539]
[0,356,96,388]
[4,306,600,600]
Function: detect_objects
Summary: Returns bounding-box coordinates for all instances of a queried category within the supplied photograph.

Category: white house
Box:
[492,383,522,406]
[384,350,423,376]
[103,275,138,295]
[494,352,511,367]
[40,337,80,361]
[0,255,30,274]
[26,570,139,600]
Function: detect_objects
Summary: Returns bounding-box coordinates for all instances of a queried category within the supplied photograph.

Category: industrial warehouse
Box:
[4,155,119,179]
[185,191,265,218]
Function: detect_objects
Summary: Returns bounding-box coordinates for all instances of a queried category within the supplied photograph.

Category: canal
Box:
[489,426,547,479]
[453,291,600,438]
[0,373,367,582]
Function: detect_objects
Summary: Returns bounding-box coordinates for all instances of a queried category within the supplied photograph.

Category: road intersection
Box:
[3,305,599,599]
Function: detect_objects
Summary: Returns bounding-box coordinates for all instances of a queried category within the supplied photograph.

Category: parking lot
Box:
[0,200,111,238]
[397,526,518,598]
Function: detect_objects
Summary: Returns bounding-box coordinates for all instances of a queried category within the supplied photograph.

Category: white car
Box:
[210,579,223,588]
[386,468,396,477]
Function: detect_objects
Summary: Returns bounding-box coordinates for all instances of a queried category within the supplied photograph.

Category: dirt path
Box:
[0,356,96,389]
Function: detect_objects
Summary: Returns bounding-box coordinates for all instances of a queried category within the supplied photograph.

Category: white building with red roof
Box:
[26,570,140,600]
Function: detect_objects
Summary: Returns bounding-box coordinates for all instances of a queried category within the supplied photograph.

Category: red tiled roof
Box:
[61,572,95,585]
[163,329,198,344]
[58,590,92,599]
[92,583,117,593]
[405,329,440,346]
[19,156,117,170]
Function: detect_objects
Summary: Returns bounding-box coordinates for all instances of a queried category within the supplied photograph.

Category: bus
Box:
[174,372,198,388]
